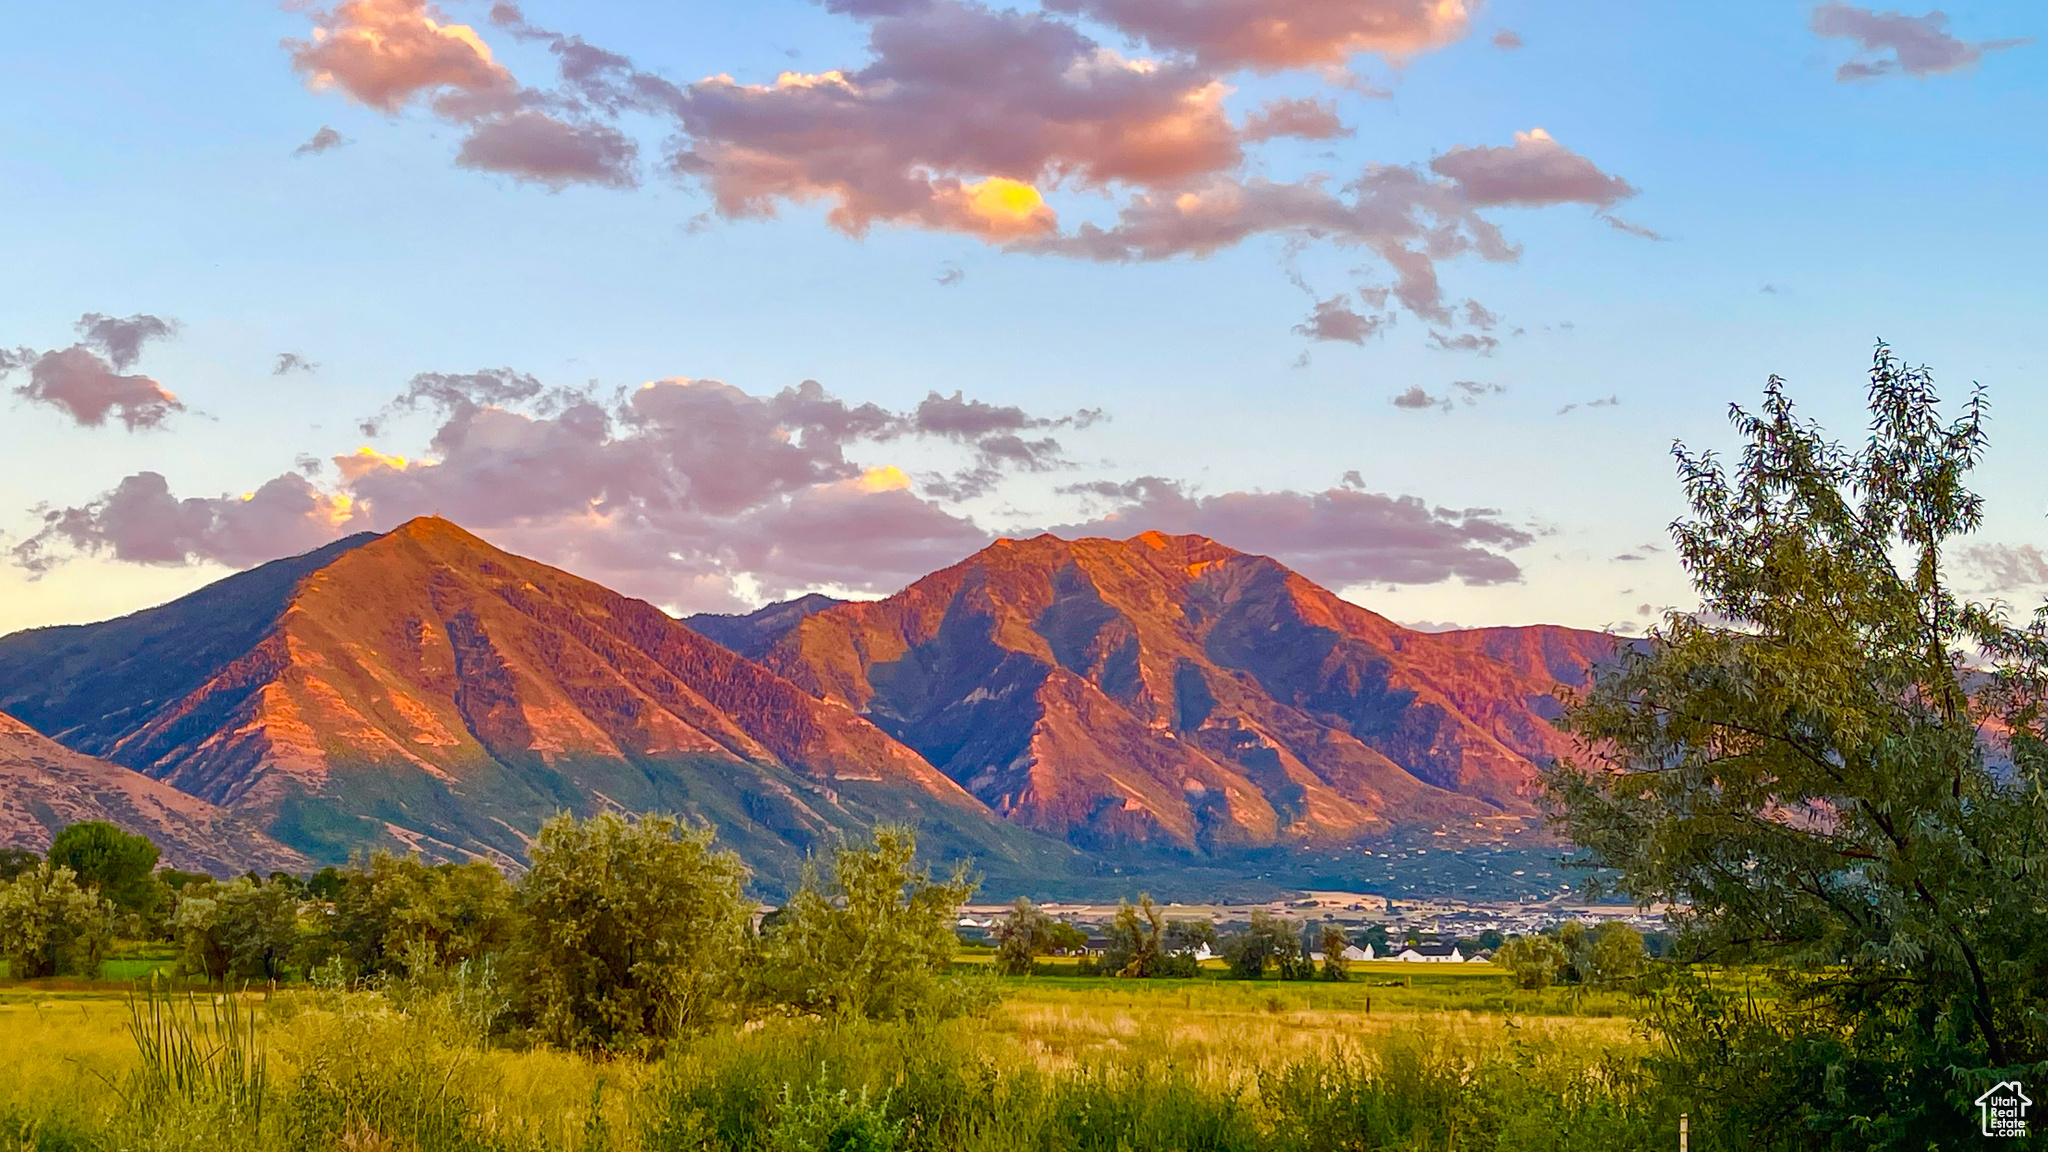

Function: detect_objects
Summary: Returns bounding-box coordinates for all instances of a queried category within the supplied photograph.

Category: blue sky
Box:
[1,0,2041,635]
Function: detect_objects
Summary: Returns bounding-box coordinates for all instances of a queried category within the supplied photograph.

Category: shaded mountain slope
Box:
[687,594,847,660]
[0,711,308,876]
[760,532,1622,853]
[0,520,1072,886]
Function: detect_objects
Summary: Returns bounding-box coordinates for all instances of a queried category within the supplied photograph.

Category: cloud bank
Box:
[18,367,1530,608]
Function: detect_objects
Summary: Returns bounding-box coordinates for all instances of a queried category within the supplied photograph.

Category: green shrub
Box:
[173,877,299,984]
[753,826,979,1020]
[518,811,751,1052]
[0,863,115,978]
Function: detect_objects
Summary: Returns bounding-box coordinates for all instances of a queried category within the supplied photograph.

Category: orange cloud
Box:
[286,0,515,115]
[336,446,411,483]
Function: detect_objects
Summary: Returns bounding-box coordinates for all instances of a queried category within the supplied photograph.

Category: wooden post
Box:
[1679,1113,1689,1152]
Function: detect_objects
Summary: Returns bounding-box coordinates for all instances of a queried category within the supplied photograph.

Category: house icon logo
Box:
[1976,1080,2031,1137]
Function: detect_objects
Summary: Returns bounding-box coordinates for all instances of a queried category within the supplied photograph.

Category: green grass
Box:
[0,959,1673,1152]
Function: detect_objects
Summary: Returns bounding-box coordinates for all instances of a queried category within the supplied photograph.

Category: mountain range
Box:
[0,518,1619,893]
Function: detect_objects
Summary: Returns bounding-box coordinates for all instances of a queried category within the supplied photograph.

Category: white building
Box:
[1392,943,1464,963]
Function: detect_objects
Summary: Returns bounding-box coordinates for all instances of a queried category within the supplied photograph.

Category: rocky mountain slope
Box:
[0,522,1620,888]
[0,519,1068,885]
[755,532,1621,852]
[0,710,307,876]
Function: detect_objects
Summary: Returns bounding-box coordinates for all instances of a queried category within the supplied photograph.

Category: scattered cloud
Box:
[1557,394,1620,416]
[1810,3,2029,81]
[284,0,639,190]
[1294,295,1389,344]
[1491,29,1523,50]
[19,357,1531,608]
[1390,386,1449,412]
[1451,380,1503,405]
[293,126,348,156]
[74,312,177,371]
[1430,128,1637,209]
[1241,97,1350,142]
[14,472,351,573]
[935,263,965,286]
[455,110,638,190]
[1426,330,1498,355]
[1958,543,2048,592]
[278,0,1646,344]
[1040,0,1476,71]
[16,370,1093,609]
[0,313,184,430]
[1052,476,1531,587]
[274,353,319,375]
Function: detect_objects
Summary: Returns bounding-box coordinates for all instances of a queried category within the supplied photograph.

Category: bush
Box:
[303,852,516,981]
[0,863,115,978]
[173,876,301,985]
[1495,934,1567,991]
[1221,911,1311,980]
[518,811,751,1052]
[755,825,979,1019]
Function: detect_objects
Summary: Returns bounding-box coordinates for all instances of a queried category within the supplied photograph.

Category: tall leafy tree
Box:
[992,897,1056,975]
[47,822,159,915]
[1221,910,1310,980]
[1549,347,2048,1146]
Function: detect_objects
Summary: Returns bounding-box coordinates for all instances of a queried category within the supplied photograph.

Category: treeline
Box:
[0,816,983,1053]
[991,893,1651,985]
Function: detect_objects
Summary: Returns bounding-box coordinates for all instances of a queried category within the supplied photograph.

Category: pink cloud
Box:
[1043,0,1475,71]
[13,471,357,573]
[666,5,1238,238]
[1811,3,2029,81]
[1241,96,1350,142]
[1430,128,1637,209]
[456,111,639,189]
[281,1,1649,340]
[1293,295,1388,344]
[1054,476,1530,586]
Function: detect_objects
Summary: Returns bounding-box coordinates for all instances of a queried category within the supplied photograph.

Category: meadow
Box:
[0,960,1673,1152]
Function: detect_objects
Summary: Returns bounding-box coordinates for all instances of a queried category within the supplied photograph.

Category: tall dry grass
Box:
[0,977,1671,1151]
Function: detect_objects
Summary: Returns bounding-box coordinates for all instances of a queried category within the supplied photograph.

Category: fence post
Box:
[1679,1112,1689,1152]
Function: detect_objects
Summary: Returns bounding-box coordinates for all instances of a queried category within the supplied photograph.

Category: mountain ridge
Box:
[0,709,309,876]
[0,519,1071,888]
[0,521,1620,894]
[757,531,1620,852]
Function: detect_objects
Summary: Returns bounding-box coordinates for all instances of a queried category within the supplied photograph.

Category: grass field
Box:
[0,958,1669,1152]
